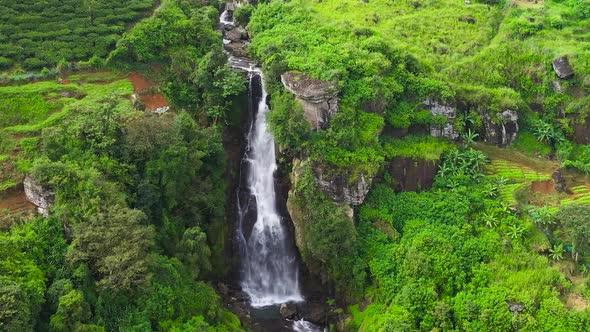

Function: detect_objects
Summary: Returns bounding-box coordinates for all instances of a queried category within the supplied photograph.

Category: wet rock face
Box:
[424,99,459,140]
[280,303,297,319]
[281,71,339,130]
[23,175,55,217]
[387,157,439,192]
[552,56,574,79]
[482,110,519,146]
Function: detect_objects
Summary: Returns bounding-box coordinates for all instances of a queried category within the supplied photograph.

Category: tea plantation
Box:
[0,0,155,69]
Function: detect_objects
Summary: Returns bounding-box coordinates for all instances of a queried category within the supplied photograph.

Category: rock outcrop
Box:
[314,170,370,206]
[552,56,574,79]
[387,157,439,192]
[481,110,519,146]
[424,99,459,140]
[23,175,54,217]
[281,72,339,130]
[222,23,249,58]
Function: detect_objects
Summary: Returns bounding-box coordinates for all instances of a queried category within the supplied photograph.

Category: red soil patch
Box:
[128,71,152,93]
[140,94,169,110]
[127,71,169,110]
[531,179,555,194]
[0,189,35,215]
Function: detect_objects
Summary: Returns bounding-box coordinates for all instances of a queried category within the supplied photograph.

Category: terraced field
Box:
[484,152,590,208]
[0,0,156,69]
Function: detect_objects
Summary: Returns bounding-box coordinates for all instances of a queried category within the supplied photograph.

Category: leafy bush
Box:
[562,144,590,173]
[267,92,310,152]
[233,4,254,26]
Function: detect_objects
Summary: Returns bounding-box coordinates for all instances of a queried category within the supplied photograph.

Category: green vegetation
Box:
[0,0,245,330]
[0,0,155,70]
[246,0,590,329]
[383,135,455,161]
[3,0,590,331]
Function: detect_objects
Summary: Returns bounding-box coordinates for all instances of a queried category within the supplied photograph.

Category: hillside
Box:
[1,0,590,331]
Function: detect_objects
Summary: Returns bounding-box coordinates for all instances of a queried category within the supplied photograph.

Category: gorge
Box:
[222,9,326,332]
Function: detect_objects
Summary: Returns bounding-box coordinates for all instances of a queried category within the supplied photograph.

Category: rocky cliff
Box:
[387,157,440,192]
[481,109,519,146]
[24,175,54,217]
[424,99,459,140]
[281,71,339,130]
[313,164,371,206]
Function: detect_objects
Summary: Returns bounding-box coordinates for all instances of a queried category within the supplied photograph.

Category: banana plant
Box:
[549,243,564,261]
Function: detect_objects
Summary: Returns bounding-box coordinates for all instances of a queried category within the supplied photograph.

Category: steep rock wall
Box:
[281,71,339,130]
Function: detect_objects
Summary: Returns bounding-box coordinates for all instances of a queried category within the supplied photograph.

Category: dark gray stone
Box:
[552,56,574,79]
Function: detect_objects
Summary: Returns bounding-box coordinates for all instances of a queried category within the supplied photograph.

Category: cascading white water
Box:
[220,8,303,308]
[292,319,326,332]
[237,69,304,307]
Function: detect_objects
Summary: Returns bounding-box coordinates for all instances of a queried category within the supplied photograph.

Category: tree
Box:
[177,227,212,279]
[49,290,93,332]
[68,206,155,293]
[554,205,590,262]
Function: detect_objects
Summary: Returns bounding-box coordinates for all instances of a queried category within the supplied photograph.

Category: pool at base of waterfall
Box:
[248,306,325,332]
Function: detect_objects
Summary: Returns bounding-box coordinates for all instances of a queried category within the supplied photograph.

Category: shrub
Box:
[233,4,254,26]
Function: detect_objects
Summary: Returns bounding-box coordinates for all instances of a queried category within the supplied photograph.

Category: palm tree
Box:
[438,163,453,179]
[483,183,498,198]
[460,112,478,129]
[494,176,508,188]
[533,120,555,145]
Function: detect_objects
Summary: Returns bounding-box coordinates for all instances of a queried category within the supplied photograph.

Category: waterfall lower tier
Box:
[236,70,304,307]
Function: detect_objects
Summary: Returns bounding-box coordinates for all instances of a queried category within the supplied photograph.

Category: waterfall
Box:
[221,10,303,307]
[237,68,304,307]
[220,10,325,331]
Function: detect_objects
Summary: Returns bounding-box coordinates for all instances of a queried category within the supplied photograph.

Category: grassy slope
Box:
[0,75,132,191]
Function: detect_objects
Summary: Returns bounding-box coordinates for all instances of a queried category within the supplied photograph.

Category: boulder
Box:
[552,56,574,79]
[23,175,55,217]
[281,71,339,130]
[482,110,519,146]
[280,303,298,319]
[300,302,328,325]
[224,27,246,42]
[223,41,248,58]
[424,99,459,140]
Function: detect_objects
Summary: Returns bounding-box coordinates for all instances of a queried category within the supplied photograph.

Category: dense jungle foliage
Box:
[2,0,590,331]
[1,0,245,331]
[248,0,590,330]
